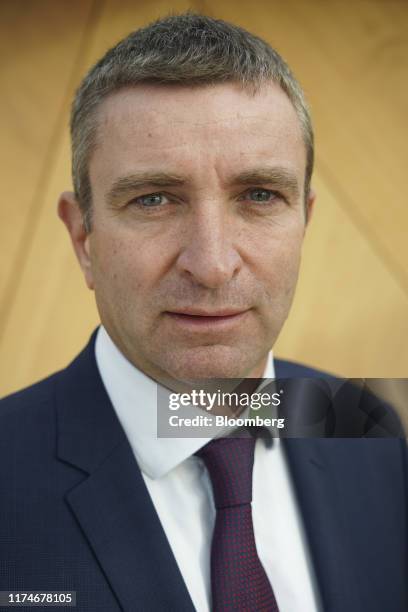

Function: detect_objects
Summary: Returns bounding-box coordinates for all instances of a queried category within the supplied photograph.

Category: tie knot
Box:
[196,435,256,509]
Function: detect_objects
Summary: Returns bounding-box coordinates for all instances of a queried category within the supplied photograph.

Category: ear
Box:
[305,188,316,226]
[57,191,94,290]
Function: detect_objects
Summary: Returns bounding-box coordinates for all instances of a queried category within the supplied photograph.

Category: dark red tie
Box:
[196,435,280,611]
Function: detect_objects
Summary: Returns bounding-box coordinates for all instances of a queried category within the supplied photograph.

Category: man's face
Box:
[61,82,314,383]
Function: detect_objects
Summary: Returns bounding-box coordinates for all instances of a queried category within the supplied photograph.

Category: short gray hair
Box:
[71,12,314,231]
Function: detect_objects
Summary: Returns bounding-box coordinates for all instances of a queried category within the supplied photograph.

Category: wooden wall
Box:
[1,0,407,401]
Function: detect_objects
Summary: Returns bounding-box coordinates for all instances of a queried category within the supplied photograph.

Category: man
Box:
[0,13,407,612]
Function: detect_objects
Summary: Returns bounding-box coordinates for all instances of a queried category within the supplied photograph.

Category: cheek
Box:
[91,231,156,294]
[255,226,304,291]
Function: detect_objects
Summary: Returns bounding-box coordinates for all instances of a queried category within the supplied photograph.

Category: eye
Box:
[130,192,170,207]
[243,188,281,203]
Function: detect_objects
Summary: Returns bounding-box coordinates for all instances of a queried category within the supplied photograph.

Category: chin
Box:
[161,345,256,382]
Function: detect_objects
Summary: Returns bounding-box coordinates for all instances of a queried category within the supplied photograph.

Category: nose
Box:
[176,201,242,289]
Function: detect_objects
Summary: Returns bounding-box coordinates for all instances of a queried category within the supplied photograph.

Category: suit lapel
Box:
[274,359,351,611]
[283,439,362,612]
[56,332,195,612]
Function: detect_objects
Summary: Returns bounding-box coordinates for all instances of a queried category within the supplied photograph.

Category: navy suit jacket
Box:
[1,330,407,611]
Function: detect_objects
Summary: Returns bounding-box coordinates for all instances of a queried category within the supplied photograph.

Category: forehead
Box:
[90,82,306,190]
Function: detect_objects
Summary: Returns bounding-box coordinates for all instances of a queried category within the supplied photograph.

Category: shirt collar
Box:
[95,325,275,480]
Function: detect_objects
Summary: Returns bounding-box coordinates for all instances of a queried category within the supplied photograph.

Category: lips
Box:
[167,309,247,317]
[164,309,250,329]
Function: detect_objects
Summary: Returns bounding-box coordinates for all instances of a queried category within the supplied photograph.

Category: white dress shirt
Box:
[95,326,321,612]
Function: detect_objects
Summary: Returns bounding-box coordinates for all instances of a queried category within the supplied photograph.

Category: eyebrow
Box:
[106,166,300,206]
[106,173,185,206]
[231,167,300,197]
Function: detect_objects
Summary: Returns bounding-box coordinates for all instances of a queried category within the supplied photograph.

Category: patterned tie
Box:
[196,434,280,611]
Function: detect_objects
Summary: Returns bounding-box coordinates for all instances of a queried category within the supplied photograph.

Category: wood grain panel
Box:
[0,0,95,327]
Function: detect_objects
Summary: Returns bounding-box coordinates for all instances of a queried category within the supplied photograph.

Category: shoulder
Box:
[0,329,98,426]
[0,371,62,437]
[0,371,60,410]
[274,357,339,385]
[274,357,405,438]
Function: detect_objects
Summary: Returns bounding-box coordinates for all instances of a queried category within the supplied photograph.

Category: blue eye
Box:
[247,189,277,202]
[135,193,167,207]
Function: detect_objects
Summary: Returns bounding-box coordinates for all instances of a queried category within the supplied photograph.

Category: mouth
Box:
[164,309,250,330]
